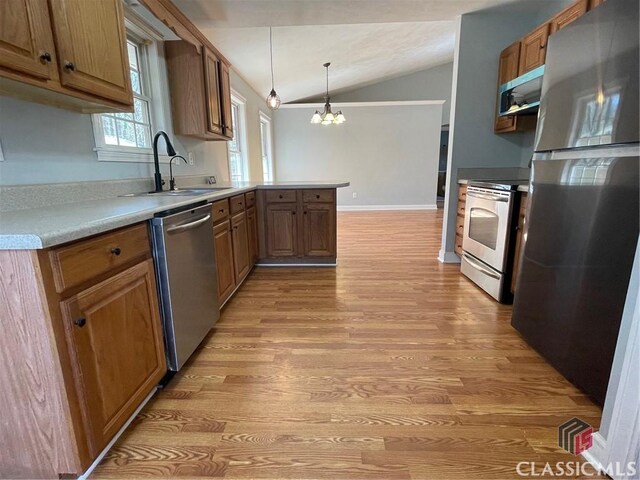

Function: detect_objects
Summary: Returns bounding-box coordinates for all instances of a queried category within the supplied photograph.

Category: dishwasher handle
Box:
[166,213,211,234]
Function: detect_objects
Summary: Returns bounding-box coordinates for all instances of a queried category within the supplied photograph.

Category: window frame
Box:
[91,16,173,164]
[227,90,249,182]
[259,111,274,182]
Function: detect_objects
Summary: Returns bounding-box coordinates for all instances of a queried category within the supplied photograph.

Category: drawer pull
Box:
[110,247,121,256]
[40,52,52,63]
[64,61,76,72]
[279,194,283,199]
[75,317,86,327]
[316,194,320,199]
[219,208,225,213]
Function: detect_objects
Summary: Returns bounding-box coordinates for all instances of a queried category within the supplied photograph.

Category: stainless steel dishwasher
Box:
[151,202,219,371]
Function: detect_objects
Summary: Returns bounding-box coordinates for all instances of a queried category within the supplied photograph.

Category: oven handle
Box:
[462,252,501,279]
[467,191,509,202]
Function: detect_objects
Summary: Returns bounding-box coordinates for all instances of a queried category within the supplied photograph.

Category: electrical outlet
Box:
[188,152,195,165]
[352,192,357,199]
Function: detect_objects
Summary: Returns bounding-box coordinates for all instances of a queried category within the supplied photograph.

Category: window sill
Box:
[96,149,172,164]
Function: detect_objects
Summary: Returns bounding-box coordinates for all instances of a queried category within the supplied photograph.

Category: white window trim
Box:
[92,16,174,164]
[228,89,249,181]
[259,110,274,182]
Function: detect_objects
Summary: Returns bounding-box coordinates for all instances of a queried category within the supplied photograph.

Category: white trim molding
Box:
[281,100,445,109]
[438,249,462,264]
[337,204,437,212]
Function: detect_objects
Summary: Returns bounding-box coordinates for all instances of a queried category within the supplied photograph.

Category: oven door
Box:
[462,187,514,272]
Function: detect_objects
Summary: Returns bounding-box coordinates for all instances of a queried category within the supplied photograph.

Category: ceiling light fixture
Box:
[266,27,280,110]
[311,62,345,125]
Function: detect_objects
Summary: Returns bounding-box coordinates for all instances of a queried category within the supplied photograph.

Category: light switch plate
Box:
[188,152,194,165]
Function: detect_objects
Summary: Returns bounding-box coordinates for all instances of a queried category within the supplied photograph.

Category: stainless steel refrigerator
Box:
[511,0,639,406]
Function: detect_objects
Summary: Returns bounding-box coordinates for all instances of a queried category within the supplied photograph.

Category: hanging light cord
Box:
[270,27,275,90]
[326,64,329,97]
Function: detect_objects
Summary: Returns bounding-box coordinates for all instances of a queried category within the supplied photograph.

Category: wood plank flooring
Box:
[91,211,603,479]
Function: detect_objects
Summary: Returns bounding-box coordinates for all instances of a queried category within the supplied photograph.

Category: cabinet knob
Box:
[304,211,307,215]
[64,61,76,72]
[111,247,122,256]
[40,52,52,63]
[316,195,320,199]
[219,209,225,213]
[292,211,296,215]
[75,317,86,327]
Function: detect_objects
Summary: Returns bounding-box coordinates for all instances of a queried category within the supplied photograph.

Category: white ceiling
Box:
[173,0,527,102]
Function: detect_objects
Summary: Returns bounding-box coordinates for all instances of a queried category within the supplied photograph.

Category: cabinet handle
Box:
[304,211,307,215]
[40,52,52,63]
[111,247,121,256]
[219,209,225,213]
[75,317,86,327]
[64,61,76,72]
[316,194,320,199]
[279,195,283,199]
[292,211,296,215]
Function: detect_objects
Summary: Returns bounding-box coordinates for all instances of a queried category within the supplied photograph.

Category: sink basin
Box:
[121,187,231,197]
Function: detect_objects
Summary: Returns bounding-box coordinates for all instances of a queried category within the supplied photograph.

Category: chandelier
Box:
[310,62,345,125]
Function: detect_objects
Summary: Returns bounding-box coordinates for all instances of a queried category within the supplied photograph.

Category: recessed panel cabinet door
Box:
[220,62,233,139]
[303,203,336,257]
[550,0,588,33]
[214,219,236,305]
[266,203,298,257]
[203,48,223,135]
[48,0,133,105]
[519,23,549,75]
[0,0,57,80]
[495,41,520,133]
[246,206,259,265]
[60,260,166,457]
[231,212,251,281]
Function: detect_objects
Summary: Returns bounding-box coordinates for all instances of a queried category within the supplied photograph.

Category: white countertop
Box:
[0,181,349,250]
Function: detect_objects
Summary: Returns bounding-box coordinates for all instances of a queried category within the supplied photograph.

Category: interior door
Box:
[0,0,57,80]
[48,0,132,105]
[60,260,166,457]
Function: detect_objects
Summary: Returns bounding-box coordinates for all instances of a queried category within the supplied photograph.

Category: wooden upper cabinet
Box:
[220,61,234,139]
[203,48,223,135]
[519,23,549,75]
[60,259,165,458]
[589,0,605,9]
[495,41,520,133]
[550,0,588,34]
[0,0,57,80]
[48,0,132,105]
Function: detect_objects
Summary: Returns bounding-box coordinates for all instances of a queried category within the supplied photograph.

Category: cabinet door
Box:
[220,62,233,139]
[213,220,236,305]
[550,0,588,34]
[231,212,251,281]
[246,206,259,265]
[0,0,57,80]
[203,48,223,135]
[60,260,166,457]
[48,0,132,105]
[511,192,528,294]
[302,203,336,257]
[519,23,549,75]
[494,41,520,133]
[266,203,298,257]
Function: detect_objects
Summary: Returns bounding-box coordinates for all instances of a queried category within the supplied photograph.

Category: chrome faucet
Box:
[152,131,177,192]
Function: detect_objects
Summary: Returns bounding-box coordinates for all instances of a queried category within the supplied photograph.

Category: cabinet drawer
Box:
[212,198,230,223]
[302,189,335,203]
[245,190,256,208]
[50,224,150,293]
[230,194,246,214]
[456,215,465,237]
[265,189,297,203]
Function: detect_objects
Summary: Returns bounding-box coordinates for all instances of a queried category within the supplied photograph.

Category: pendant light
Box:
[311,62,345,125]
[266,27,281,109]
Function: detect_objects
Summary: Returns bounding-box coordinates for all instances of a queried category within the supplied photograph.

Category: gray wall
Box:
[0,56,267,185]
[439,2,571,260]
[273,102,442,208]
[330,62,454,126]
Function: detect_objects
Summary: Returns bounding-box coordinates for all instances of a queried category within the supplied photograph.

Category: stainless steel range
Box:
[461,180,526,302]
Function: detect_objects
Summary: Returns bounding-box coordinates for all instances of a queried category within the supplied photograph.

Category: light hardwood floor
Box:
[92,210,603,479]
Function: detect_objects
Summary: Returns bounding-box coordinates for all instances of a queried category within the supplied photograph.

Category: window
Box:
[259,112,274,182]
[228,92,249,182]
[92,19,171,163]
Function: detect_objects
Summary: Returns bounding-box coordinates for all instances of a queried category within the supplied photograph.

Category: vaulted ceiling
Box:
[174,0,533,102]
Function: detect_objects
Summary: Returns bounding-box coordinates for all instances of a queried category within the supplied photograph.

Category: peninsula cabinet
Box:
[0,223,166,478]
[0,0,134,112]
[258,188,338,264]
[165,40,233,141]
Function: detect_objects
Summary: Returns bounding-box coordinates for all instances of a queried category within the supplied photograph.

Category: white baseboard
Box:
[438,249,461,264]
[337,204,437,211]
[582,432,608,474]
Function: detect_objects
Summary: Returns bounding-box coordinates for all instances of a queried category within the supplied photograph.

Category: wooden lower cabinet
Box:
[303,203,336,257]
[511,191,528,294]
[231,211,250,281]
[246,206,259,265]
[60,259,165,457]
[455,185,467,256]
[265,202,299,257]
[213,219,236,304]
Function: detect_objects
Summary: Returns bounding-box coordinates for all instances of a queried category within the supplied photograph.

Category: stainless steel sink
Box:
[121,187,231,197]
